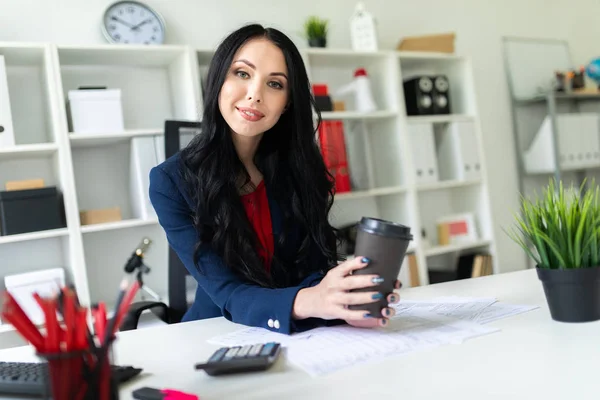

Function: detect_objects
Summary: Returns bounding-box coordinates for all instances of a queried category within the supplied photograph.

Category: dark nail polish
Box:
[390,295,397,302]
[372,277,384,284]
[398,282,403,289]
[385,308,391,316]
[361,257,370,263]
[372,293,383,300]
[381,319,388,325]
[364,313,372,318]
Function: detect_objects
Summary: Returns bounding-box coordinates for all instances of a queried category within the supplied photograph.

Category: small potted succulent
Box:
[304,16,329,48]
[506,179,600,322]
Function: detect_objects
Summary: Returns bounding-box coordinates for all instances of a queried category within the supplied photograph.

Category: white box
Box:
[67,89,124,134]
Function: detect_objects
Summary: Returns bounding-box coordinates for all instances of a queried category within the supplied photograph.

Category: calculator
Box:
[194,342,282,376]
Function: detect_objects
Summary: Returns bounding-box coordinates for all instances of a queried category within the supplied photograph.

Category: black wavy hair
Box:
[179,23,341,288]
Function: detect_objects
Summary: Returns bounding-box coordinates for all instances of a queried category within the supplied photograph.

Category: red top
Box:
[240,180,274,273]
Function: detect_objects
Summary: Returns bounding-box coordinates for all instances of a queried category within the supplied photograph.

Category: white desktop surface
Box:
[1,268,599,400]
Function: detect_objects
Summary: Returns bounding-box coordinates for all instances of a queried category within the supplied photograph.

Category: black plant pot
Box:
[308,37,327,48]
[537,266,600,322]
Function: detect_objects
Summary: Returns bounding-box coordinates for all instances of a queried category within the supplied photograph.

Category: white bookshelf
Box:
[0,42,497,341]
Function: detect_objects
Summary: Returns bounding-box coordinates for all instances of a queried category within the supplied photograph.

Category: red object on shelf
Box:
[312,84,329,96]
[354,68,368,77]
[318,120,351,193]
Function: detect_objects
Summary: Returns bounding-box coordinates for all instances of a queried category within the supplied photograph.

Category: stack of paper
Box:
[208,297,539,377]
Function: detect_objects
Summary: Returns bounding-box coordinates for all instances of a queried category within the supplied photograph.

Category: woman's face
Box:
[218,37,289,138]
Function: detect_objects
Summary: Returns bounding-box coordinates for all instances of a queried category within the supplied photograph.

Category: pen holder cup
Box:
[37,346,119,400]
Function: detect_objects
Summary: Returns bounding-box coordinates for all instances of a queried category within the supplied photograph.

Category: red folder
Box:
[318,120,351,193]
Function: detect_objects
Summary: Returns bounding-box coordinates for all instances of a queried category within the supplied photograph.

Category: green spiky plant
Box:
[304,16,328,41]
[506,179,600,270]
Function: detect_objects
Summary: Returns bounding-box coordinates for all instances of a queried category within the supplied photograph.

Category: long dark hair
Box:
[179,24,340,288]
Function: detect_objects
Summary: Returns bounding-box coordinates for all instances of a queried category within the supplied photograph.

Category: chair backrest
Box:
[164,119,202,323]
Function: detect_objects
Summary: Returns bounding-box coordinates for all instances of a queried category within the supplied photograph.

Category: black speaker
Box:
[403,76,434,116]
[432,75,451,114]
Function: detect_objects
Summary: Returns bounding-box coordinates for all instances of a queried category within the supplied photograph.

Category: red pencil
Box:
[1,292,45,351]
[114,279,140,333]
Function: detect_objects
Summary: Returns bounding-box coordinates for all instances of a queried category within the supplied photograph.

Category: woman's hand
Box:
[344,280,402,328]
[292,256,402,326]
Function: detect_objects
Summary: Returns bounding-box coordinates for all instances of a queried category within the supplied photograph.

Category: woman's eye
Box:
[236,70,249,79]
[268,81,283,89]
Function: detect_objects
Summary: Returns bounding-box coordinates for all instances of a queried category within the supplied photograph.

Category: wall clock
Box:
[101,1,166,45]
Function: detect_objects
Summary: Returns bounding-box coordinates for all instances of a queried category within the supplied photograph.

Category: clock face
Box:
[102,1,165,44]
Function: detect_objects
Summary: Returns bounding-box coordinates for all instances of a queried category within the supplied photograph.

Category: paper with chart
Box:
[208,296,538,377]
[392,296,539,324]
[209,309,500,377]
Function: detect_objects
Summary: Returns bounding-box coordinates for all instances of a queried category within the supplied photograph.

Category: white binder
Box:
[437,121,481,181]
[523,113,600,173]
[130,137,159,220]
[0,55,16,148]
[408,123,439,184]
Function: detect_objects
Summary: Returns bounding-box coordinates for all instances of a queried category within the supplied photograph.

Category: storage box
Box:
[0,187,66,235]
[79,207,122,225]
[397,33,456,53]
[67,88,125,134]
[5,178,45,191]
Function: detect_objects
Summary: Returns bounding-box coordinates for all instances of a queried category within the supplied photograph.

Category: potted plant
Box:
[304,16,328,48]
[507,179,600,322]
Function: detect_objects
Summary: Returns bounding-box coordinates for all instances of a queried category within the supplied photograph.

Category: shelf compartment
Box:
[82,222,168,306]
[399,55,475,116]
[56,45,198,133]
[417,184,493,251]
[80,218,158,234]
[305,50,399,114]
[0,152,62,193]
[1,43,61,145]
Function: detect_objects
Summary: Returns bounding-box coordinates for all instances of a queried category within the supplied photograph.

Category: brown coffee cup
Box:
[348,217,413,318]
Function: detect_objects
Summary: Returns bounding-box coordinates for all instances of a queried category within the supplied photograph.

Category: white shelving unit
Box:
[0,43,497,343]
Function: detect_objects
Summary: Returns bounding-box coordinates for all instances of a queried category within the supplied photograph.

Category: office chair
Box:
[120,120,202,331]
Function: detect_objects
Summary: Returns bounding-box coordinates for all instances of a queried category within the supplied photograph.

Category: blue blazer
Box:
[148,153,339,334]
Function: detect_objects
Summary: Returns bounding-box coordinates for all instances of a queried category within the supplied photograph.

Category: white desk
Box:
[1,269,599,400]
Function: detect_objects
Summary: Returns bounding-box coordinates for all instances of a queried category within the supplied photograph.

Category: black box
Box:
[0,187,66,235]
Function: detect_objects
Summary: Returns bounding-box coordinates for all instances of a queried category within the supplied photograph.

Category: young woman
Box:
[149,24,401,335]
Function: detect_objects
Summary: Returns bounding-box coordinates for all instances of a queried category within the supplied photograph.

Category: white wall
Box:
[2,0,599,273]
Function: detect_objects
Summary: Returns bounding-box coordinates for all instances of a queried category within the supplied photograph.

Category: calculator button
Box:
[273,320,280,329]
[248,344,263,357]
[208,347,228,363]
[236,344,252,358]
[267,319,274,328]
[223,346,241,360]
[260,342,276,356]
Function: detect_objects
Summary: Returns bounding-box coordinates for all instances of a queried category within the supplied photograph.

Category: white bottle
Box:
[335,68,377,112]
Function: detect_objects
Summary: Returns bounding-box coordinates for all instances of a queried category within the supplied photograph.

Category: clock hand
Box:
[110,16,134,28]
[130,18,152,30]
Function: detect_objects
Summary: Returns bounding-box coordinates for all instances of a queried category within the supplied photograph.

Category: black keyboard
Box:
[0,361,142,396]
